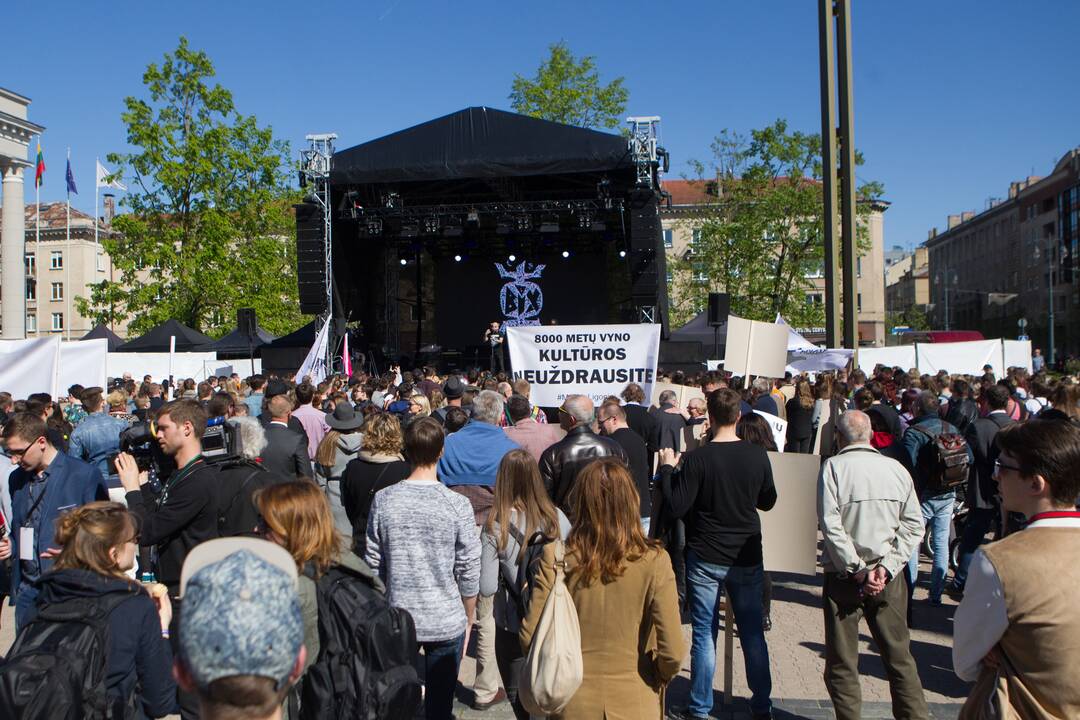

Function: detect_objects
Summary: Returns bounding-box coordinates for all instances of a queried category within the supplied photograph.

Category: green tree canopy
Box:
[669,119,884,329]
[77,37,303,337]
[509,41,628,130]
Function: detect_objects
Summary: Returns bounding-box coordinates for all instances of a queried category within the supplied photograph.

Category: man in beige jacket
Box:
[817,410,928,720]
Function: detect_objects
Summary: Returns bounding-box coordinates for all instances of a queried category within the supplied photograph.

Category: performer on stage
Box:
[483,320,505,372]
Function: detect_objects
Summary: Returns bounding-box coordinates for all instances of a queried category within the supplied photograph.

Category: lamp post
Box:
[1033,240,1060,367]
[934,270,958,331]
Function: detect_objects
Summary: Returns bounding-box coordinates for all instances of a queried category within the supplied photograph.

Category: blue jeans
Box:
[906,493,954,602]
[686,550,772,716]
[418,634,464,720]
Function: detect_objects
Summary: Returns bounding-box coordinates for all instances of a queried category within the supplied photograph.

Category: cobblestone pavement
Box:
[0,555,969,719]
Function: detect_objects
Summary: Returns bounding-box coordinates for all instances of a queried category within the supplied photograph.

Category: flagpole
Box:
[65,147,71,341]
[95,157,99,247]
[35,142,40,338]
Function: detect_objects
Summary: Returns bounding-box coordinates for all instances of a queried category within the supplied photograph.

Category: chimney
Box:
[1009,182,1019,199]
[947,214,961,229]
[103,194,115,226]
[961,211,975,222]
[928,228,937,240]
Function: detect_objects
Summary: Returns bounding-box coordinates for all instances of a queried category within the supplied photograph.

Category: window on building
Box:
[692,261,707,282]
[665,270,673,284]
[97,254,106,273]
[857,257,862,278]
[51,313,63,332]
[25,281,36,302]
[26,314,36,333]
[663,229,673,249]
[50,251,63,270]
[51,282,63,301]
[806,293,823,305]
[689,229,702,254]
[857,293,862,312]
[25,254,35,275]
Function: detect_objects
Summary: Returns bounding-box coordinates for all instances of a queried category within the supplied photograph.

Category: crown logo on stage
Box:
[495,261,545,326]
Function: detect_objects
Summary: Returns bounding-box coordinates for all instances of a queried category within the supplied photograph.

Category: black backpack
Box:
[910,422,971,494]
[504,527,554,617]
[298,563,421,720]
[0,590,136,719]
[216,460,276,537]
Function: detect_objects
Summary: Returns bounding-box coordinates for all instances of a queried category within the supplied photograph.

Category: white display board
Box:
[724,315,789,378]
[0,337,60,397]
[59,339,109,392]
[856,346,917,373]
[106,351,219,381]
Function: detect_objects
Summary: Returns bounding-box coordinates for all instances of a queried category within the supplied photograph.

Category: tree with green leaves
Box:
[509,41,628,130]
[77,37,303,337]
[668,119,884,329]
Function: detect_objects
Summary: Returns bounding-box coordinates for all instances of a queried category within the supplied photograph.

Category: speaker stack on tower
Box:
[295,202,327,314]
[708,292,730,327]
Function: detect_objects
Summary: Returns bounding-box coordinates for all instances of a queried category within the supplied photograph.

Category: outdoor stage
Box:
[296,107,681,371]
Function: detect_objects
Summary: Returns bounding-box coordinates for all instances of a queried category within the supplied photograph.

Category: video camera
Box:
[200,416,246,464]
[108,421,176,481]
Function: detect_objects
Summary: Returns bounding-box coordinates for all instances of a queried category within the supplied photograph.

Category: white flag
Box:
[96,159,127,191]
[295,316,331,385]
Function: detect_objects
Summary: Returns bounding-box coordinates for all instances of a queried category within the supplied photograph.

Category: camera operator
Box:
[115,400,218,595]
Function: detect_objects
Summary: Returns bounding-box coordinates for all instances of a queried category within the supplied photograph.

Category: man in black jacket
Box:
[539,394,627,513]
[599,401,651,530]
[621,383,659,456]
[260,395,314,481]
[952,384,1014,594]
[117,399,219,720]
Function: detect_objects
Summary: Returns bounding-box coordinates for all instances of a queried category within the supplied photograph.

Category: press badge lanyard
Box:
[19,476,50,562]
[156,456,204,509]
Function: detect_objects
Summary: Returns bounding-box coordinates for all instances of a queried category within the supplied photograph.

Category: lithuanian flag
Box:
[34,139,45,188]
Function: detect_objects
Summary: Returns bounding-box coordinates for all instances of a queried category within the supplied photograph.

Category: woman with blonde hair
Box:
[24,501,177,717]
[255,481,384,715]
[341,412,411,548]
[520,458,685,720]
[407,393,432,423]
[481,449,570,719]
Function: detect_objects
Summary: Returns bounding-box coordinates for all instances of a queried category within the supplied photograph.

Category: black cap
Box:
[443,376,465,399]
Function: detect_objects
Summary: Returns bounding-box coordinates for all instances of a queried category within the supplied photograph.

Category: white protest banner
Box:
[917,339,1001,377]
[507,324,661,407]
[786,347,854,373]
[760,451,820,575]
[753,410,788,453]
[60,340,108,391]
[107,352,218,381]
[295,316,331,384]
[0,337,60,397]
[1002,339,1033,374]
[723,315,788,378]
[857,345,916,373]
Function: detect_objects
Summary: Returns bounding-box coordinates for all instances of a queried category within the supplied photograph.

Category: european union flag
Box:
[66,157,78,195]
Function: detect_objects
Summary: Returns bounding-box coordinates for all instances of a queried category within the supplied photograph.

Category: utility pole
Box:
[819,0,859,349]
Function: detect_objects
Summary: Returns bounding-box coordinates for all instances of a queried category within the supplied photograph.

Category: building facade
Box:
[885,245,929,314]
[924,148,1080,358]
[660,179,888,346]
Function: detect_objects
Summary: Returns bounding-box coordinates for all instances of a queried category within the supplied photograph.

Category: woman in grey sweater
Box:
[480,449,570,720]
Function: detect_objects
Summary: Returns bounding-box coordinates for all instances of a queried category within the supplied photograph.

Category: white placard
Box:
[760,451,820,575]
[857,345,917,373]
[754,410,788,453]
[507,324,661,407]
[723,315,789,378]
[59,339,108,392]
[0,337,60,398]
[786,347,854,373]
[917,339,1001,377]
[1002,339,1033,374]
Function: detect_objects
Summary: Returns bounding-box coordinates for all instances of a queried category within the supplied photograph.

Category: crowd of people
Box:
[0,357,1076,720]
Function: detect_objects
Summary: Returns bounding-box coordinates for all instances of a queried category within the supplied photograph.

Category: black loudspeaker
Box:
[295,202,328,314]
[626,190,669,334]
[237,308,257,336]
[708,293,730,327]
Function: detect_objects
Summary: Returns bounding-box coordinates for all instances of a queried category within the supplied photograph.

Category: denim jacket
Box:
[68,412,130,481]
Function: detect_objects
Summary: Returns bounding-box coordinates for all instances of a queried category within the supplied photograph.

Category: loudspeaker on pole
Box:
[708,293,730,327]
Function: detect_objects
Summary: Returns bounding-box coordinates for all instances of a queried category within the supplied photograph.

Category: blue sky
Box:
[5,0,1078,251]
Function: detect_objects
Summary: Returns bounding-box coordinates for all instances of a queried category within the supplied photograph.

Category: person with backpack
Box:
[364,417,480,720]
[214,417,278,537]
[521,457,684,720]
[314,404,365,537]
[902,391,973,609]
[480,449,570,720]
[254,480,419,720]
[0,501,177,718]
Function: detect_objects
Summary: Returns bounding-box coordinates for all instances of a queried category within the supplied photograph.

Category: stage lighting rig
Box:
[366,218,383,236]
[514,214,531,233]
[423,215,440,234]
[467,208,480,224]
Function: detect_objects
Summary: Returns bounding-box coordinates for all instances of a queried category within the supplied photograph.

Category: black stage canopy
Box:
[81,323,124,351]
[201,326,278,357]
[332,107,633,185]
[115,319,214,353]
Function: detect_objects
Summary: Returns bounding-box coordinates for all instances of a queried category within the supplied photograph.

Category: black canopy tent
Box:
[316,107,669,365]
[260,321,317,375]
[115,319,214,353]
[201,326,278,358]
[80,323,124,351]
[670,310,725,357]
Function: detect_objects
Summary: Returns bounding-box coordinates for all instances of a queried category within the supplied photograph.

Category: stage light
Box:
[399,258,407,266]
[514,214,531,233]
[367,218,383,236]
[467,208,480,224]
[539,214,560,233]
[576,211,593,230]
[423,215,440,234]
[561,250,570,258]
[619,250,627,258]
[508,254,516,262]
[454,254,463,262]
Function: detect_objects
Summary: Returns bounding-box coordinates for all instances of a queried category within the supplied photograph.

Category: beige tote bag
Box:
[518,539,583,716]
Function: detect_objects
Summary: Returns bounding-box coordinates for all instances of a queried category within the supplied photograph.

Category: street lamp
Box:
[934,270,959,331]
[1032,239,1064,366]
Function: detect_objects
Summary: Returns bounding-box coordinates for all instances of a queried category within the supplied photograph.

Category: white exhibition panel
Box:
[1002,340,1033,374]
[59,339,109,391]
[0,337,60,397]
[917,339,1002,377]
[106,351,219,381]
[857,345,916,373]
